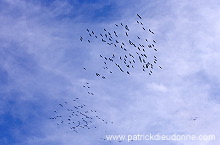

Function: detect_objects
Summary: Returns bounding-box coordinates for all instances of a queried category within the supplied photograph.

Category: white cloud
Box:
[0,0,220,145]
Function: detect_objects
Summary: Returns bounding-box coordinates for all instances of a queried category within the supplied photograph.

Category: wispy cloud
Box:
[0,0,220,145]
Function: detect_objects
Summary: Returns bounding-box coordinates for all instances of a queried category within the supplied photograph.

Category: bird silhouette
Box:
[137,14,142,19]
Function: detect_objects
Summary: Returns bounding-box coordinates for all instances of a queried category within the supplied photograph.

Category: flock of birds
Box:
[49,97,113,134]
[50,14,163,143]
[80,13,162,80]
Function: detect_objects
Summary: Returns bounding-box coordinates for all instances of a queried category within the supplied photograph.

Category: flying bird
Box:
[137,14,142,19]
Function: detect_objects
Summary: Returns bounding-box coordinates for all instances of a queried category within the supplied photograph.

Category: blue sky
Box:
[0,0,220,145]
